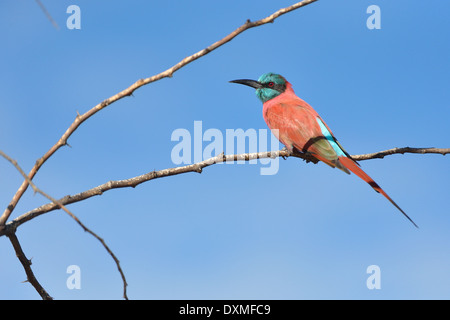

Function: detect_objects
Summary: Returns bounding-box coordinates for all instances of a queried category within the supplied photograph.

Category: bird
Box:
[230,72,418,228]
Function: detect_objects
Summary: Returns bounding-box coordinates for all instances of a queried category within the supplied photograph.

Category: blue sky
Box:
[1,0,449,299]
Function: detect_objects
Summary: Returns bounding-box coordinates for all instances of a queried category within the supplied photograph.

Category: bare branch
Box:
[7,232,53,300]
[0,0,318,227]
[0,150,128,300]
[34,0,59,30]
[1,146,447,237]
[351,147,450,161]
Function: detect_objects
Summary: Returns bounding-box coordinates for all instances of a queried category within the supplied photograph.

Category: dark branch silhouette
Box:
[0,150,128,300]
[7,233,53,300]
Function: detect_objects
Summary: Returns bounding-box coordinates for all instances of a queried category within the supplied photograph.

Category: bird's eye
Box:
[268,82,275,88]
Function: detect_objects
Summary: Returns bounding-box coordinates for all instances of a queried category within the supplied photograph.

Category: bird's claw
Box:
[281,147,292,160]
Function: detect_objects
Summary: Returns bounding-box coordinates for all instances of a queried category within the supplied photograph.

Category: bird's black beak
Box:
[229,79,263,89]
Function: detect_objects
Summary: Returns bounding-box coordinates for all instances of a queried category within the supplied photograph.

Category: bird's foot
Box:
[280,147,292,160]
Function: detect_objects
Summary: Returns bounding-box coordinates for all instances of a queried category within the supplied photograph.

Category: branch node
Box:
[35,158,44,167]
[194,165,203,173]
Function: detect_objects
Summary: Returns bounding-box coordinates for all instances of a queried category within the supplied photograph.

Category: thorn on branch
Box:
[35,158,44,167]
[194,164,203,173]
[7,232,53,300]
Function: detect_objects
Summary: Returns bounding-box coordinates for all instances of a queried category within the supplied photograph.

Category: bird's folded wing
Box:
[265,101,350,173]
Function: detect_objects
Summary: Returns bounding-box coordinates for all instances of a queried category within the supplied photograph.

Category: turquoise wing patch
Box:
[316,118,346,157]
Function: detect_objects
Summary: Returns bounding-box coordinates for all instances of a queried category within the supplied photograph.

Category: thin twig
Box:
[7,232,53,300]
[0,150,128,300]
[1,146,447,237]
[0,0,318,227]
[34,0,59,30]
[351,147,450,161]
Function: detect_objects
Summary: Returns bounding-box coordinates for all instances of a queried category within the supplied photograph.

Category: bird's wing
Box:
[264,100,350,173]
[316,114,358,164]
[264,98,418,227]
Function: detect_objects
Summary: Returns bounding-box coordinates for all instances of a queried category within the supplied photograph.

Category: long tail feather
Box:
[339,156,418,228]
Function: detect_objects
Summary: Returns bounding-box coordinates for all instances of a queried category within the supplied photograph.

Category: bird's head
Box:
[230,72,287,103]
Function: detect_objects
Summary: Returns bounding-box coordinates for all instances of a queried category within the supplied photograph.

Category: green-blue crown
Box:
[256,73,287,103]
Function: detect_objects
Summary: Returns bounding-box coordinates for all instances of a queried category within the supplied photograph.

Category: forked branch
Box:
[0,150,128,300]
[0,0,319,300]
[0,0,318,227]
[1,146,447,238]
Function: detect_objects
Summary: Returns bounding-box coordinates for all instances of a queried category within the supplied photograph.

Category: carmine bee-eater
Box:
[230,72,417,227]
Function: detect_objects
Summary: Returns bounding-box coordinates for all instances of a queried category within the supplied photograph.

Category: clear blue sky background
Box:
[1,0,449,300]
